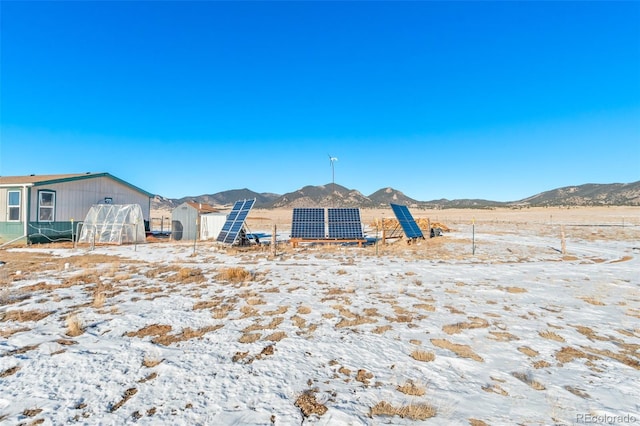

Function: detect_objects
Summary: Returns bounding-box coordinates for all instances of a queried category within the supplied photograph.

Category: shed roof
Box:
[185,202,220,214]
[0,173,154,197]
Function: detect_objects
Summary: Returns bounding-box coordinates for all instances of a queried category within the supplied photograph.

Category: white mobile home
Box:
[0,173,153,244]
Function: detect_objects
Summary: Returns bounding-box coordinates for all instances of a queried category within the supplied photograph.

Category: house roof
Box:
[0,173,154,197]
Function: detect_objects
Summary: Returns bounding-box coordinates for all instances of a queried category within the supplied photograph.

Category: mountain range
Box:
[152,181,640,211]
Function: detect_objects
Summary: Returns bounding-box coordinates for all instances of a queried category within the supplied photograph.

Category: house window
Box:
[38,191,56,222]
[8,190,20,221]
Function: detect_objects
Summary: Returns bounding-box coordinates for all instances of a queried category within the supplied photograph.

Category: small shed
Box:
[171,202,225,241]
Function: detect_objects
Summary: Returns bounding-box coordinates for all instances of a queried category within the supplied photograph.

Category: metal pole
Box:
[472,218,475,255]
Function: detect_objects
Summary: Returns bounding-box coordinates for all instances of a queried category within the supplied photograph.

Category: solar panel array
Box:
[216,198,256,244]
[291,208,325,238]
[291,207,364,240]
[390,203,424,239]
[328,208,363,239]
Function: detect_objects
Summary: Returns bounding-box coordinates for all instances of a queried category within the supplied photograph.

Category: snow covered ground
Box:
[1,218,638,425]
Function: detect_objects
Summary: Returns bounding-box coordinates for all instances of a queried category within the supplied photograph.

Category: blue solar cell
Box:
[217,199,256,244]
[291,208,325,238]
[390,203,423,239]
[328,208,363,239]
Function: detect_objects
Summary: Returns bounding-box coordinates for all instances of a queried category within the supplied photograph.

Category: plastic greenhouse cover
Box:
[78,204,146,244]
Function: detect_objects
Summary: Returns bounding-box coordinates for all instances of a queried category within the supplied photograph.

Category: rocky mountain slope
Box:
[152,181,640,210]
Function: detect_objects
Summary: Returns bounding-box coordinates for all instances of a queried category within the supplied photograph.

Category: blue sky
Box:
[1,1,638,202]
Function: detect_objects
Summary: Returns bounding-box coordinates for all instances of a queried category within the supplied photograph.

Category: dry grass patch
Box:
[92,291,106,308]
[239,333,261,344]
[142,355,163,368]
[264,306,288,316]
[138,372,158,383]
[442,317,489,334]
[152,325,223,346]
[511,371,545,390]
[0,366,20,378]
[488,331,519,341]
[431,338,483,362]
[291,315,306,328]
[295,391,328,417]
[239,305,259,318]
[216,267,252,282]
[110,388,138,412]
[578,346,639,370]
[212,306,232,319]
[243,317,283,332]
[411,349,435,362]
[264,331,287,342]
[413,303,435,312]
[335,315,377,328]
[504,286,527,293]
[167,267,206,284]
[1,309,52,323]
[518,346,539,357]
[564,385,590,399]
[444,305,466,315]
[372,325,392,334]
[533,360,551,369]
[370,401,437,421]
[396,380,426,396]
[297,306,311,315]
[22,408,43,418]
[125,324,172,338]
[580,297,605,306]
[481,383,509,396]
[66,314,85,337]
[232,351,250,363]
[573,325,609,341]
[4,344,40,357]
[0,326,30,338]
[539,330,565,342]
[355,369,373,385]
[469,419,490,426]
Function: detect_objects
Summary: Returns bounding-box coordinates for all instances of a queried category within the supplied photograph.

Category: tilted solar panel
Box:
[390,203,423,239]
[217,199,256,244]
[328,208,363,239]
[291,208,325,238]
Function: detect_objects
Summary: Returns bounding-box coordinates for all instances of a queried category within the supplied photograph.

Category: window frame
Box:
[7,190,21,222]
[38,190,56,222]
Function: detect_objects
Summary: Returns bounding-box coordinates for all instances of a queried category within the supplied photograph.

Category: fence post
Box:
[271,224,277,258]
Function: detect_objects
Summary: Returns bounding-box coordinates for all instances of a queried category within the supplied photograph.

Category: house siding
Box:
[28,176,150,222]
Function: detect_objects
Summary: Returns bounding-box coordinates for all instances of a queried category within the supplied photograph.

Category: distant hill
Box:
[368,187,420,206]
[513,181,640,207]
[271,183,370,208]
[152,181,640,211]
